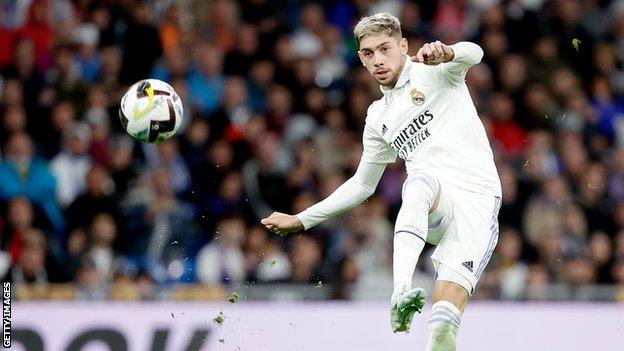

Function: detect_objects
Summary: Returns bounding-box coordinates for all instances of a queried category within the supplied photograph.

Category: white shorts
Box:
[395,172,501,296]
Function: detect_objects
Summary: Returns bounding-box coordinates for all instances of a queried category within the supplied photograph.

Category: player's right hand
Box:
[412,41,454,65]
[261,212,304,236]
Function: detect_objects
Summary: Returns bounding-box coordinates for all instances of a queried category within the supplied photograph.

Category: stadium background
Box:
[2,0,624,350]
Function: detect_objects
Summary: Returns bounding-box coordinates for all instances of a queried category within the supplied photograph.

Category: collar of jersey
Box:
[379,56,412,96]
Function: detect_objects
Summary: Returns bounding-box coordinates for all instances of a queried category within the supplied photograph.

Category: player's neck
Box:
[384,76,400,90]
[380,57,408,91]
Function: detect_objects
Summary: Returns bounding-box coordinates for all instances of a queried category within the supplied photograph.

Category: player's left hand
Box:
[261,212,304,236]
[411,41,454,65]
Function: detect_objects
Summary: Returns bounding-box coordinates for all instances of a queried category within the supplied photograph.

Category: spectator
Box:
[525,264,551,300]
[0,105,27,148]
[290,3,325,59]
[523,175,571,247]
[40,101,77,159]
[4,228,48,285]
[488,92,527,157]
[208,0,239,53]
[494,228,528,299]
[72,23,101,84]
[151,45,189,83]
[143,139,191,195]
[84,106,111,165]
[187,41,225,115]
[75,256,107,300]
[289,235,322,284]
[331,256,359,300]
[47,44,87,109]
[96,46,122,94]
[120,1,163,84]
[85,213,118,284]
[209,76,252,139]
[244,225,291,283]
[15,0,53,72]
[2,197,37,261]
[106,136,139,195]
[498,164,525,230]
[224,24,261,76]
[196,216,246,285]
[588,231,613,283]
[204,171,251,220]
[0,133,64,236]
[158,4,184,56]
[560,204,589,257]
[193,138,235,202]
[2,39,46,115]
[0,79,25,115]
[122,166,199,282]
[50,122,92,208]
[65,164,118,233]
[179,117,210,172]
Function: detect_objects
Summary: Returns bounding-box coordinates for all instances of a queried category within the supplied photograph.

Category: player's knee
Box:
[434,265,472,306]
[402,174,438,205]
[432,280,469,310]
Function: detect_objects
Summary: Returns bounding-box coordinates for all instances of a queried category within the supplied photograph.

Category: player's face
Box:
[358,34,408,88]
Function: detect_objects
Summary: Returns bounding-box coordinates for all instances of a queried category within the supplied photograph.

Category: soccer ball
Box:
[119,79,183,143]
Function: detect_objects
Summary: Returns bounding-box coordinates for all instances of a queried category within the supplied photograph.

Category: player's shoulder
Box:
[409,62,441,87]
[365,98,385,124]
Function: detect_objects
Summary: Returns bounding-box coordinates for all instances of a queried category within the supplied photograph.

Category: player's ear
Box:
[400,38,408,55]
[357,50,366,66]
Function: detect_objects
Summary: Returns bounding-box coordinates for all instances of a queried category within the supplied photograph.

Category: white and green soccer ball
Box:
[119,79,183,143]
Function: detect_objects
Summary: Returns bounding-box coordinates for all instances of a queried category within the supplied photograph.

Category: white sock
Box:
[426,301,462,351]
[391,231,425,304]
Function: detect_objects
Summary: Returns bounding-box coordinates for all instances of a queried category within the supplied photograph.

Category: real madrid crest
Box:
[410,88,425,106]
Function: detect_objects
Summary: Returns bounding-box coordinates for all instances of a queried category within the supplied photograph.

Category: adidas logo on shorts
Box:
[462,261,474,272]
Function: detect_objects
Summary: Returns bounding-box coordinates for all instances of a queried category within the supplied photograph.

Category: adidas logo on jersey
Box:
[382,124,388,135]
[462,261,474,272]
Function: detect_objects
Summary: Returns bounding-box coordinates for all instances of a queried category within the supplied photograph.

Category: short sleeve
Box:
[361,123,397,164]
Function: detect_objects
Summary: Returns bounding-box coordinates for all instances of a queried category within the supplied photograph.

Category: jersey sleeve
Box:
[434,41,484,87]
[362,122,397,164]
[295,160,386,230]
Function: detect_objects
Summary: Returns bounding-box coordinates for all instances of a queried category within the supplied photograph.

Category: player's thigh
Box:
[394,173,439,239]
[431,187,501,295]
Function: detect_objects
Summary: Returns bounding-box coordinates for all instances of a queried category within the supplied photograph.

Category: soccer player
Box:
[261,13,501,350]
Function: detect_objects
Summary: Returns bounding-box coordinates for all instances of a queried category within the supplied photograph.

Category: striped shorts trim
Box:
[475,196,501,279]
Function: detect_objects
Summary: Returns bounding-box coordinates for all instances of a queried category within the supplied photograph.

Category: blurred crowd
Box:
[1,0,624,301]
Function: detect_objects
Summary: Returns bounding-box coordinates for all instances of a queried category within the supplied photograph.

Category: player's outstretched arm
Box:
[260,160,386,235]
[411,41,483,82]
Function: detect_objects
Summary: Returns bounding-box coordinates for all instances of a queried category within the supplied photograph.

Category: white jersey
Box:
[296,42,501,230]
[362,42,501,196]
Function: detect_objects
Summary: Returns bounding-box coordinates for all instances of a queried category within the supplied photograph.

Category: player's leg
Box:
[428,188,501,350]
[391,173,450,332]
[425,271,470,351]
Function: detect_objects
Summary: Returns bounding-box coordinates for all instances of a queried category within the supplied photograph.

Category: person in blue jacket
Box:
[0,132,65,256]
